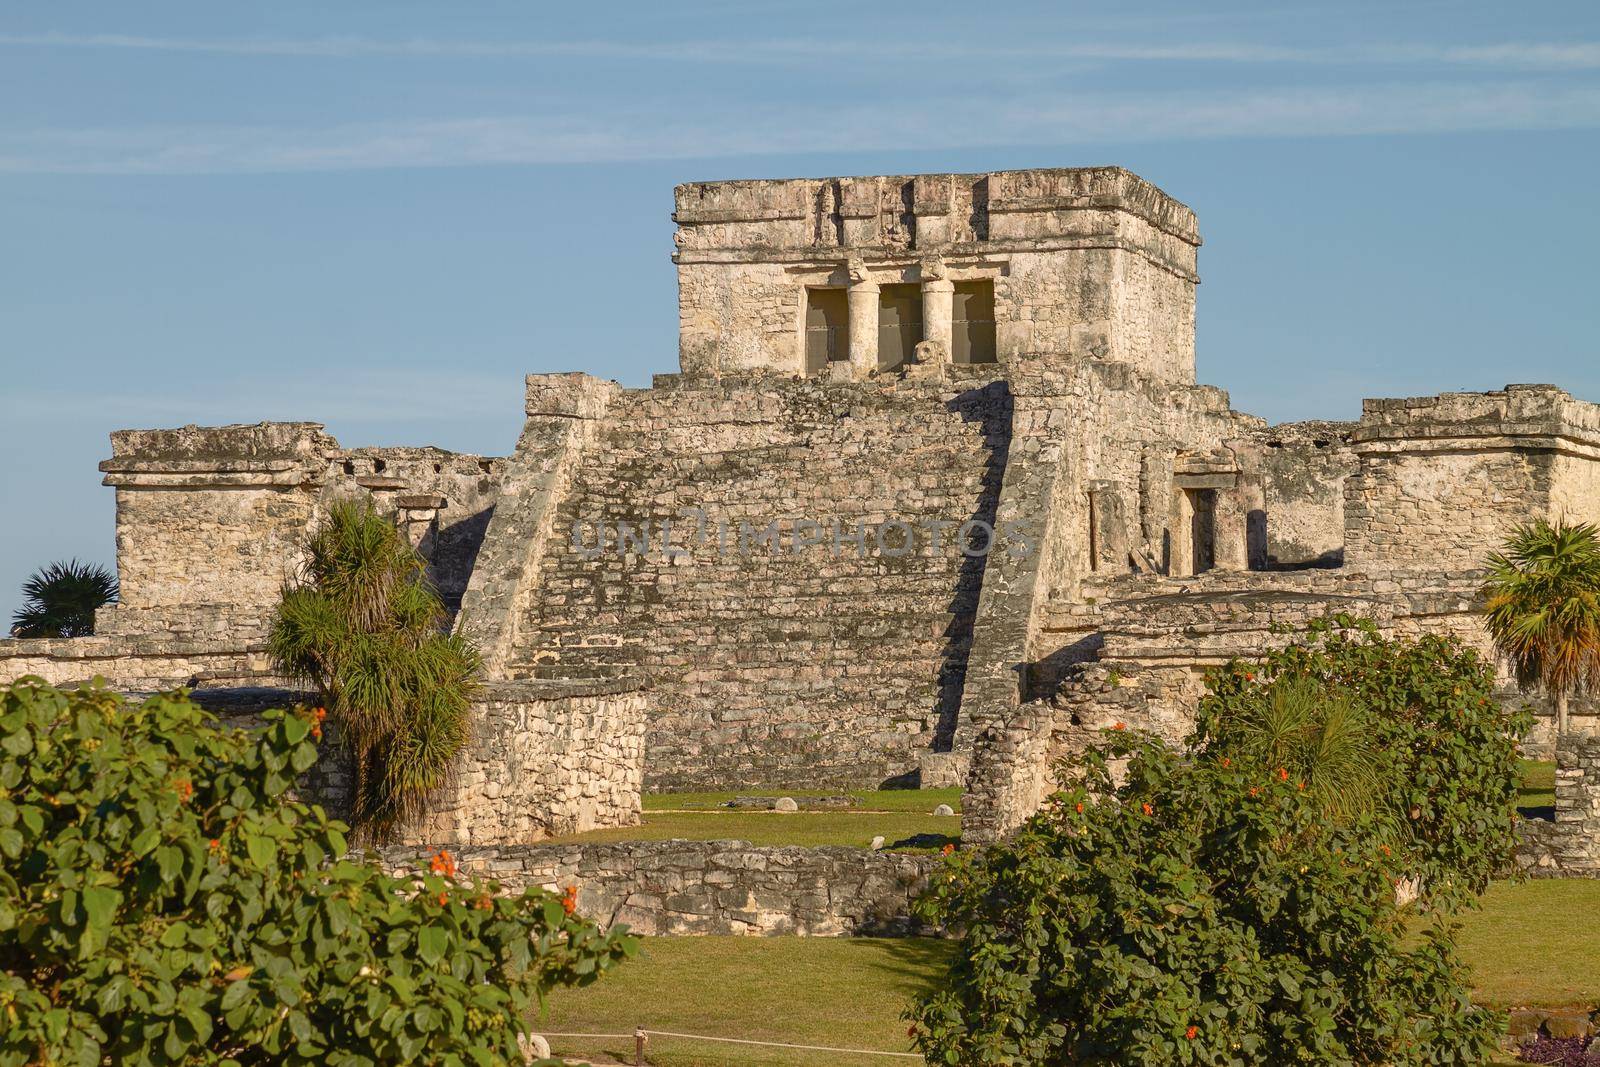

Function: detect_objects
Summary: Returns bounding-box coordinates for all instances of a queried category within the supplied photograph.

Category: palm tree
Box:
[1481,519,1600,736]
[269,500,479,840]
[11,560,118,638]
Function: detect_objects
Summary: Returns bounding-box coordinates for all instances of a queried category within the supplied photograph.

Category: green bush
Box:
[0,678,634,1066]
[908,734,1501,1066]
[1198,616,1531,910]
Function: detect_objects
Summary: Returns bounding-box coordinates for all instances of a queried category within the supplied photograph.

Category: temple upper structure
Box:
[673,168,1198,383]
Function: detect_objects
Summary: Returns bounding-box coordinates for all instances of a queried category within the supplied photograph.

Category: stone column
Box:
[922,278,954,364]
[847,261,879,377]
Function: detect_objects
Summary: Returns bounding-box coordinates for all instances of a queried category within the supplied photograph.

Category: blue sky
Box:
[3,0,1598,623]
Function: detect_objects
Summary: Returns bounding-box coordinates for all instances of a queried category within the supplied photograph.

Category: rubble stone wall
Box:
[92,422,506,648]
[1515,736,1600,877]
[380,840,938,936]
[402,677,647,847]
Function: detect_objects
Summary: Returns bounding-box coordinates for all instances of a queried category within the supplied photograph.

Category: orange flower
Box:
[311,725,323,741]
[173,779,194,802]
[1297,781,1306,791]
[208,838,220,851]
[1075,802,1084,814]
[1277,768,1289,782]
[1379,844,1391,856]
[1248,787,1259,798]
[1112,722,1126,731]
[1185,1025,1198,1040]
[429,850,457,879]
[1220,757,1231,768]
[1243,671,1254,681]
[561,884,580,916]
[313,706,328,723]
[940,843,956,855]
[1141,802,1153,816]
[437,891,449,907]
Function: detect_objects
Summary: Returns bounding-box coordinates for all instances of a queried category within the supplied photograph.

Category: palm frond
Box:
[11,559,118,638]
[270,498,478,841]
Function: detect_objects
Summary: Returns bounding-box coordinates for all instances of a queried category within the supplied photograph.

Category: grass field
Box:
[544,811,960,850]
[1518,759,1556,815]
[545,788,964,851]
[644,788,962,814]
[538,879,1600,1066]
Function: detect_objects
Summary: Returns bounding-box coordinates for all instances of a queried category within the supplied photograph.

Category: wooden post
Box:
[634,1027,647,1066]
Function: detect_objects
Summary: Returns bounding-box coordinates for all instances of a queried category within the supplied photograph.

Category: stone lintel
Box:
[674,234,1199,283]
[674,167,1199,246]
[1174,472,1238,490]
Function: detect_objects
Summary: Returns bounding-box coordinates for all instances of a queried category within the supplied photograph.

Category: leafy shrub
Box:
[10,560,118,639]
[0,678,634,1066]
[908,734,1502,1066]
[270,500,479,839]
[1199,616,1531,910]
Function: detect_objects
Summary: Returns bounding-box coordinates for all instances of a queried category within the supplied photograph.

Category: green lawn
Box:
[1451,879,1600,1009]
[538,937,950,1066]
[537,880,1600,1066]
[542,788,964,850]
[544,811,959,851]
[1518,759,1556,815]
[643,787,962,814]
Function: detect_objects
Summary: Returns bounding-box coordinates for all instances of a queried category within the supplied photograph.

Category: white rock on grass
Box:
[932,803,955,816]
[518,1033,552,1063]
[773,796,799,812]
[870,835,886,850]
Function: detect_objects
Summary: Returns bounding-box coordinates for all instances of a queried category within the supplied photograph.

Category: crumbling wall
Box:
[380,841,938,936]
[90,422,505,659]
[1345,386,1600,571]
[1234,422,1356,569]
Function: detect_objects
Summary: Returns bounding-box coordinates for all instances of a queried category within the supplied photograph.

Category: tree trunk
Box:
[1556,689,1570,737]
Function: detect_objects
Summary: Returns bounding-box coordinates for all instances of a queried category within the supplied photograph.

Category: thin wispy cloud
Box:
[3,80,1598,175]
[2,30,1599,69]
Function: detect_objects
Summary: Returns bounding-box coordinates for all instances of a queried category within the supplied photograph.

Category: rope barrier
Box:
[641,1029,922,1057]
[539,1027,923,1059]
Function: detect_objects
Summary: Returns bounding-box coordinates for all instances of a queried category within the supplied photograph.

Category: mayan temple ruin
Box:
[7,165,1600,866]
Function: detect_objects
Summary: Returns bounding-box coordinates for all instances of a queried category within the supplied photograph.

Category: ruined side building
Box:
[6,167,1598,846]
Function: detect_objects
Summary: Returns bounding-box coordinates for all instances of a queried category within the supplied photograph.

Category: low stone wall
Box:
[380,841,939,936]
[1514,735,1600,878]
[400,677,648,847]
[0,634,272,690]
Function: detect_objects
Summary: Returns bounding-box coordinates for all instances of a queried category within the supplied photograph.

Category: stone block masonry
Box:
[402,677,647,846]
[379,841,939,936]
[1516,735,1600,877]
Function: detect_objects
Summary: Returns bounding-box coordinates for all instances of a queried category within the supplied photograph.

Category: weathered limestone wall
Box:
[92,422,505,652]
[1515,736,1600,878]
[674,168,1200,383]
[1346,386,1600,570]
[98,423,334,641]
[0,635,272,690]
[1232,422,1356,569]
[379,841,938,936]
[402,677,647,847]
[504,370,1011,789]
